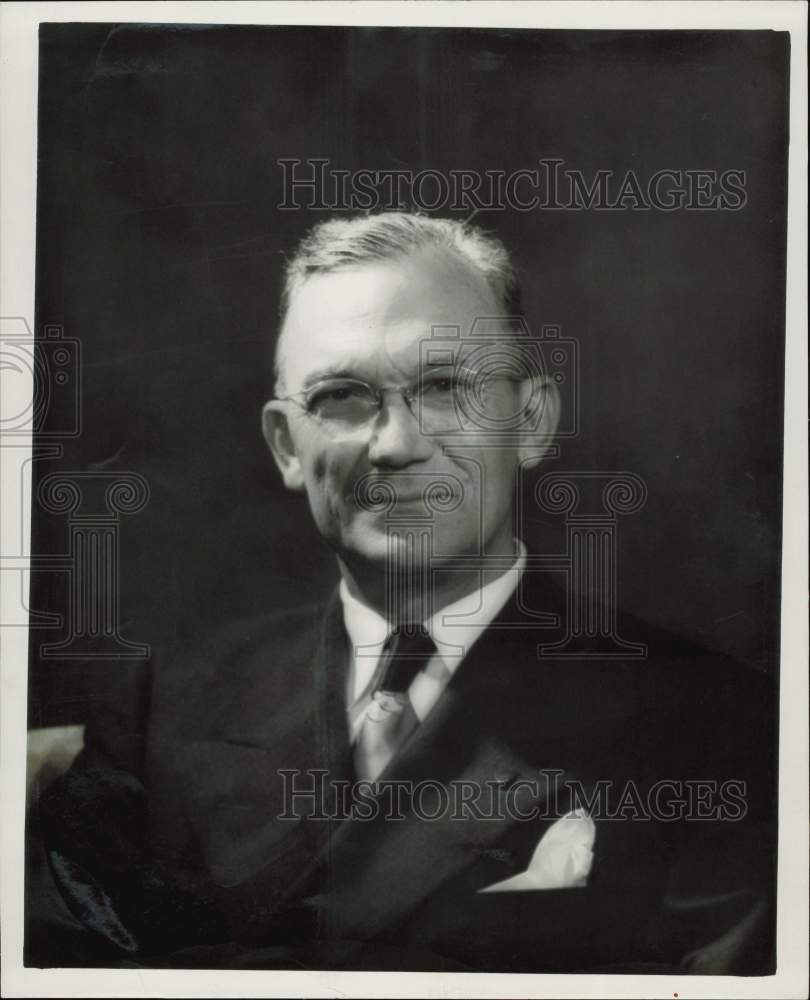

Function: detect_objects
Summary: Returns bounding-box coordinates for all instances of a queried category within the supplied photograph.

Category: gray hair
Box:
[275,212,522,386]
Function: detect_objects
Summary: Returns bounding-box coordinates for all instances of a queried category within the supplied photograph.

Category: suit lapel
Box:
[175,593,351,896]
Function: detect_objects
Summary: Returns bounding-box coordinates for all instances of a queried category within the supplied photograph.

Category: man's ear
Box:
[261,401,305,491]
[517,374,561,468]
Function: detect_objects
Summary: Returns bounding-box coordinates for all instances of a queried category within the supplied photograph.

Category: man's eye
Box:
[323,386,355,402]
[422,375,458,395]
[312,384,364,405]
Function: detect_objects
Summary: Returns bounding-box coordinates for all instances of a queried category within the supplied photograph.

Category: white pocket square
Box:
[479,808,595,893]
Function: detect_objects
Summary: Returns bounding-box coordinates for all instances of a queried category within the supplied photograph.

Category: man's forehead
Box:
[277,249,500,385]
[289,249,494,317]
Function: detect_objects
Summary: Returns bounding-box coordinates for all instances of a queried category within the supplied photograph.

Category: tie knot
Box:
[375,623,435,694]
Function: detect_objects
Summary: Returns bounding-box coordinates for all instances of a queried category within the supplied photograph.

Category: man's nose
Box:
[366,391,433,468]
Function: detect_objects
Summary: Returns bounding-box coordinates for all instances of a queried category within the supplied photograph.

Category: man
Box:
[33,212,775,973]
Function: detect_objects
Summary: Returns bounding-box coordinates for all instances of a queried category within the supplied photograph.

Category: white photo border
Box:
[1,3,807,998]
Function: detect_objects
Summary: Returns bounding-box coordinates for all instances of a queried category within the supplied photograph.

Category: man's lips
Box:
[393,492,439,503]
[349,489,459,507]
[350,473,465,512]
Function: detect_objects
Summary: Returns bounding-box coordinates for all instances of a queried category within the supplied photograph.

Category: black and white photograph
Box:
[1,2,807,997]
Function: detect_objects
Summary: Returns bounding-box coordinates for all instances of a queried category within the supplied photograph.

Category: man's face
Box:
[263,248,539,579]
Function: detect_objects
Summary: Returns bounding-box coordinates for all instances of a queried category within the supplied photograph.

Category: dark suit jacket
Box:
[31,566,776,973]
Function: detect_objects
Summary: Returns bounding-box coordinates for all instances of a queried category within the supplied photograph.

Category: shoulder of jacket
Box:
[150,599,333,703]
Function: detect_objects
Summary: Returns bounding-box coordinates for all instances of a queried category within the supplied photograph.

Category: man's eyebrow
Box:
[298,359,457,391]
[300,366,362,390]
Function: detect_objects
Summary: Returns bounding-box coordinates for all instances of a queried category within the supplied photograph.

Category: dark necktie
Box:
[353,624,435,781]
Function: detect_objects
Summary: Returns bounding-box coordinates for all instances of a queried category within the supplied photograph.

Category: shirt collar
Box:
[339,541,527,674]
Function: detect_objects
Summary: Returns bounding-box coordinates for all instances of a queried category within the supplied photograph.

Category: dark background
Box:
[29,24,788,726]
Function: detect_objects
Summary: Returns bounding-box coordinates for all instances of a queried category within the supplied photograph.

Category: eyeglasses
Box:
[276,368,520,433]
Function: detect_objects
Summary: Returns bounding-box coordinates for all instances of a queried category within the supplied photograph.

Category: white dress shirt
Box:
[341,544,527,741]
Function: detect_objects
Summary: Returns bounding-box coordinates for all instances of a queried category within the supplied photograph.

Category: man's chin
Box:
[337,526,479,576]
[335,522,434,571]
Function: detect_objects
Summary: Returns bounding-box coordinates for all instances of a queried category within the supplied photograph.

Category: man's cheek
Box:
[305,452,344,500]
[305,456,354,517]
[310,450,328,482]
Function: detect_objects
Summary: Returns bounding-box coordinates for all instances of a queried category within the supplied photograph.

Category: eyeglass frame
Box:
[273,366,527,427]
